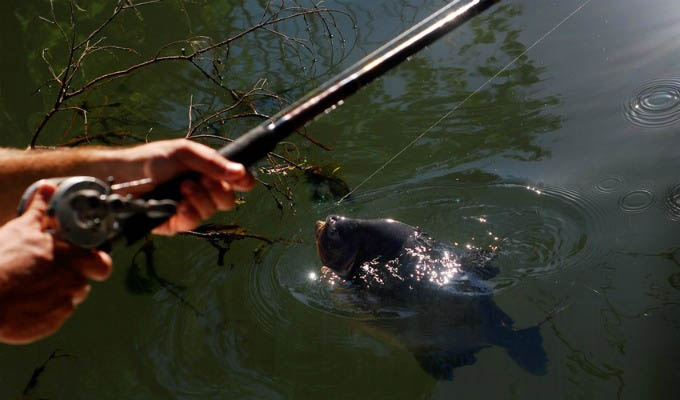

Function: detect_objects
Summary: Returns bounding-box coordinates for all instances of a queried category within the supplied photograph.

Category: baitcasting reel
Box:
[17,176,177,249]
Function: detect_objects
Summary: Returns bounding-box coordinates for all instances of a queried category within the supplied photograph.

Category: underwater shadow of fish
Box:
[315,215,548,380]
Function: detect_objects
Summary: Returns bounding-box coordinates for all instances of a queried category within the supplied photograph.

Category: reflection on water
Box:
[329,2,562,181]
[3,0,680,398]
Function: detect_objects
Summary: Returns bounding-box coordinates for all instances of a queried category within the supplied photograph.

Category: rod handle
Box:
[122,124,277,243]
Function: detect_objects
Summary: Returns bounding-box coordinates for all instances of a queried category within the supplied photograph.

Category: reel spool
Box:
[18,177,113,249]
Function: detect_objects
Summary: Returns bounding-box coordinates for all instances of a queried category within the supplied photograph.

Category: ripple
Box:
[664,184,680,221]
[594,176,624,194]
[310,179,609,292]
[247,251,294,336]
[136,243,352,397]
[135,284,283,398]
[618,189,655,213]
[487,184,608,282]
[623,78,680,128]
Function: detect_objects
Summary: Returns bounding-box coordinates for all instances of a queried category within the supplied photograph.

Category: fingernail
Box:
[226,162,245,175]
[38,183,56,197]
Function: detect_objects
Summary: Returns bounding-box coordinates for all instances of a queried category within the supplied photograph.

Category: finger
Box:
[152,201,202,235]
[71,251,113,282]
[24,299,75,344]
[38,272,90,304]
[201,176,236,211]
[0,297,74,345]
[53,240,113,282]
[21,183,56,226]
[229,172,256,192]
[172,140,246,183]
[181,180,217,220]
[13,260,84,296]
[151,222,173,236]
[174,202,202,231]
[71,284,91,305]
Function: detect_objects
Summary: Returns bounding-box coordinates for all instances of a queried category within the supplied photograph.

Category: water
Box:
[623,78,680,128]
[1,0,680,398]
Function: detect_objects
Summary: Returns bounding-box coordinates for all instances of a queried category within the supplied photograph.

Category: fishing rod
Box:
[18,0,501,249]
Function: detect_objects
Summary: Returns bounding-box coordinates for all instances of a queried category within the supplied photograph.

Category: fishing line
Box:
[336,0,594,205]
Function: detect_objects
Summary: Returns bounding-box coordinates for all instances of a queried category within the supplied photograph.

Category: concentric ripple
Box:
[594,176,624,194]
[618,189,655,213]
[135,242,355,397]
[623,78,680,128]
[482,184,609,284]
[134,271,284,397]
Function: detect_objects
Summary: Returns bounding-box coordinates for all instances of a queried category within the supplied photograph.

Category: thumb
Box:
[22,182,56,223]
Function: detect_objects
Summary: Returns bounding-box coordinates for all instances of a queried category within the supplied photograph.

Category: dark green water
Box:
[2,0,680,398]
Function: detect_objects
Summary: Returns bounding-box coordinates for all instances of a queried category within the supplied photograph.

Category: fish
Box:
[315,215,548,380]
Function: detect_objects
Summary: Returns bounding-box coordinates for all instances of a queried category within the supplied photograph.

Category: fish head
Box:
[315,215,362,278]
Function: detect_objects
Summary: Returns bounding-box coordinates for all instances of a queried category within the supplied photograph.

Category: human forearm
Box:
[0,147,140,225]
[0,139,254,230]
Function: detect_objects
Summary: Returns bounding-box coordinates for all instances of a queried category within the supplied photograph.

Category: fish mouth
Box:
[315,220,326,256]
[315,220,354,277]
[315,218,357,278]
[315,220,326,240]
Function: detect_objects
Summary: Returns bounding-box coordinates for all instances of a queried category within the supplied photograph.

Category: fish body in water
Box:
[315,215,547,379]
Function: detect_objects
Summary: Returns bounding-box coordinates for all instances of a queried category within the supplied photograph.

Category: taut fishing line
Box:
[336,0,594,205]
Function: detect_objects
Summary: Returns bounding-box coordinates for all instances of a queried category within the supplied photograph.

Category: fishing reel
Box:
[17,176,177,249]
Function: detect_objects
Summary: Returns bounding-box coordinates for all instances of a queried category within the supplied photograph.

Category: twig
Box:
[189,134,306,169]
[30,0,353,147]
[22,350,71,396]
[186,94,194,138]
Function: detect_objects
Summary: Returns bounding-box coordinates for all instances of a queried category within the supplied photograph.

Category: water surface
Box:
[1,0,679,398]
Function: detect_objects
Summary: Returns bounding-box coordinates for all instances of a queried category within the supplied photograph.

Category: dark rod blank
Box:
[126,0,501,243]
[218,0,501,167]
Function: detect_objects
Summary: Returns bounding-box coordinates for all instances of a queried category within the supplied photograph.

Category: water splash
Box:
[319,180,609,290]
[623,77,680,128]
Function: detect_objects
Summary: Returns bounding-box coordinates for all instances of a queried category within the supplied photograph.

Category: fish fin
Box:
[503,325,548,375]
[413,347,484,380]
[460,250,499,280]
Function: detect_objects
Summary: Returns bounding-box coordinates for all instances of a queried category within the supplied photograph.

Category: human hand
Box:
[0,184,113,345]
[118,139,255,235]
